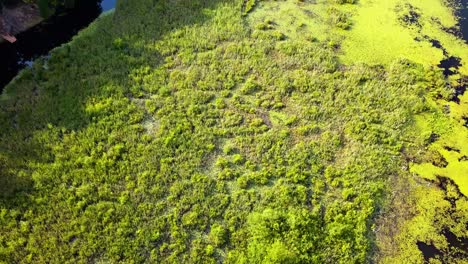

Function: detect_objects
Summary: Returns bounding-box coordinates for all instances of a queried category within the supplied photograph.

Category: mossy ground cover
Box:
[411,111,468,196]
[0,0,467,263]
[340,0,468,71]
[333,0,468,262]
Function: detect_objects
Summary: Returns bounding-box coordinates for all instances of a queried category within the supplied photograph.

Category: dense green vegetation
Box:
[0,0,467,263]
[336,1,468,262]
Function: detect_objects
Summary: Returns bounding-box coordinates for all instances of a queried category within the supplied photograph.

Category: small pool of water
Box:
[459,0,468,41]
[0,0,116,91]
[101,0,117,13]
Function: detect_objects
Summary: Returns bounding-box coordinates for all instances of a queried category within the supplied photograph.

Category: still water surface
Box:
[0,0,116,90]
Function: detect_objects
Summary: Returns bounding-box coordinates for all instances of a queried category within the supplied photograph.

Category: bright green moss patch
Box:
[340,0,468,74]
[335,0,468,260]
[375,172,468,264]
[411,111,468,196]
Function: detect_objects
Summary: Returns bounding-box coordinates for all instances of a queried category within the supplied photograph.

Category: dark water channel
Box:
[414,1,468,262]
[0,0,116,90]
[436,0,468,73]
[435,0,468,103]
[459,0,468,41]
[417,177,468,261]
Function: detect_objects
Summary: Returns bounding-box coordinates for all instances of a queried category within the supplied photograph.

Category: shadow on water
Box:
[0,0,116,90]
[417,241,442,262]
[458,0,468,42]
[417,176,468,262]
[417,230,468,261]
[438,0,468,70]
[438,56,462,76]
[431,0,468,103]
[445,0,468,42]
[411,1,467,103]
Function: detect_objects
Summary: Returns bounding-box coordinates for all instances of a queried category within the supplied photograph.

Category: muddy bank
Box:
[0,0,116,90]
[0,3,43,43]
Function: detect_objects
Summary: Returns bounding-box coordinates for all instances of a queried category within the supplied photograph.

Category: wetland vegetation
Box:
[0,0,467,263]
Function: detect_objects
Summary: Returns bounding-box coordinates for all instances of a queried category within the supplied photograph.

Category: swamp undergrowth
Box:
[0,0,467,263]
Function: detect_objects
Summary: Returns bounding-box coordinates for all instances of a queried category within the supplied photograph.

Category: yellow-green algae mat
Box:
[341,0,467,68]
[340,0,468,196]
[247,0,466,262]
[333,0,468,262]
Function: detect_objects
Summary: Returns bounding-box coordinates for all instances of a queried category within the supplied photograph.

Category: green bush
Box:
[327,7,352,29]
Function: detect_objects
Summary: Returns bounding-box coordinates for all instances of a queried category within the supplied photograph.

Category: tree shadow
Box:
[0,0,235,201]
[0,0,107,89]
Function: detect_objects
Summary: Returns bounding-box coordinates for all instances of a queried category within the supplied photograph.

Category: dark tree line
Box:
[0,0,76,17]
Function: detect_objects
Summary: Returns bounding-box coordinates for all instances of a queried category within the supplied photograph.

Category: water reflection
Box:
[459,0,468,41]
[0,0,116,90]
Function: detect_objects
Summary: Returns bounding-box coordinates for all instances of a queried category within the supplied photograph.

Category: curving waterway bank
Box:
[458,0,467,41]
[0,0,116,90]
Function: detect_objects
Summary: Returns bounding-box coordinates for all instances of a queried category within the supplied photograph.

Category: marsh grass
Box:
[0,0,467,263]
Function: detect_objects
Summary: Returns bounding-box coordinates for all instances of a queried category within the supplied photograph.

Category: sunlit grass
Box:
[0,0,467,263]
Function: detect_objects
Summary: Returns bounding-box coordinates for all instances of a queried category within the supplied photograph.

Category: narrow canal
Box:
[0,0,116,90]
